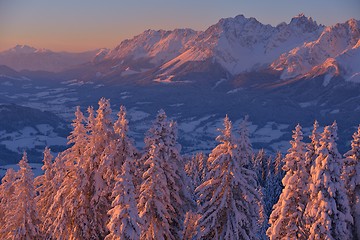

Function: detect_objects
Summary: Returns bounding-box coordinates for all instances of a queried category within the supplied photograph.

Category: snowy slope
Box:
[336,40,360,83]
[0,104,68,165]
[105,29,199,66]
[0,45,105,72]
[271,19,360,80]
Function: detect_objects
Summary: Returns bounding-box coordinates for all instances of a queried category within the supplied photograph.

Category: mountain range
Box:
[0,13,359,164]
[0,45,107,72]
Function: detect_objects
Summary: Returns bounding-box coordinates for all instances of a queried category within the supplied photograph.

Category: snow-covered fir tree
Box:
[343,125,360,239]
[195,116,261,240]
[263,151,283,221]
[305,122,353,240]
[46,100,113,239]
[86,98,115,238]
[138,110,187,239]
[3,152,41,240]
[183,211,200,240]
[273,151,284,178]
[137,143,173,240]
[101,105,138,190]
[105,158,141,240]
[68,106,88,157]
[86,106,96,133]
[46,153,94,239]
[185,152,207,189]
[168,120,195,223]
[34,147,54,227]
[0,168,17,238]
[267,124,309,239]
[305,120,321,181]
[185,154,201,190]
[43,107,88,238]
[253,149,268,187]
[237,115,253,168]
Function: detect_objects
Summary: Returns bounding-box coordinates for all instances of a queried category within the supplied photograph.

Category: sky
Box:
[0,0,359,52]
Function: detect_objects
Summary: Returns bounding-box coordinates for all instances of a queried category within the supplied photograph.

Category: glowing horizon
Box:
[1,0,359,52]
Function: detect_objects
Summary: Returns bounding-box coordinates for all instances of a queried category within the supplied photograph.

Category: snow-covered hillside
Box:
[271,19,360,80]
[0,104,68,164]
[105,29,199,66]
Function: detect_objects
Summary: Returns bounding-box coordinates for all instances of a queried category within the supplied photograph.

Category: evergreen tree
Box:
[253,149,268,187]
[138,110,186,239]
[197,152,207,183]
[105,159,141,240]
[265,151,284,218]
[87,106,96,135]
[183,211,200,240]
[237,115,253,168]
[343,125,360,239]
[267,124,309,239]
[46,154,94,239]
[138,144,173,240]
[305,122,353,240]
[168,120,194,225]
[305,120,321,179]
[101,106,138,191]
[41,151,70,236]
[195,116,261,240]
[185,152,207,189]
[3,152,41,240]
[273,151,284,178]
[185,154,201,189]
[0,168,17,238]
[86,98,115,238]
[46,100,114,239]
[34,147,54,227]
[68,106,88,157]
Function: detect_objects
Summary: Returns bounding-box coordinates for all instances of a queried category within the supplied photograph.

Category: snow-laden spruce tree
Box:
[41,151,70,237]
[87,105,96,134]
[105,158,141,240]
[267,124,309,239]
[46,154,94,240]
[183,211,201,240]
[67,106,88,158]
[45,101,112,239]
[101,106,138,191]
[196,152,207,183]
[85,98,115,238]
[263,151,283,222]
[3,152,41,240]
[34,147,54,225]
[138,143,173,240]
[253,149,268,187]
[237,115,253,168]
[195,116,261,240]
[138,110,187,239]
[185,154,202,189]
[305,120,321,178]
[0,168,17,238]
[343,125,360,239]
[305,122,353,240]
[273,151,282,176]
[185,152,208,198]
[168,120,195,214]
